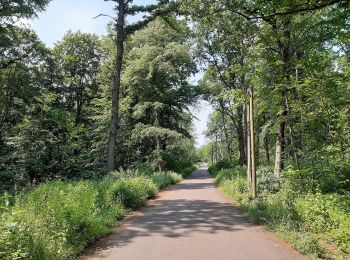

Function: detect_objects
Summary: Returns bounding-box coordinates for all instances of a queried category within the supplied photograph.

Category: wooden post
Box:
[246,102,252,184]
[249,87,257,198]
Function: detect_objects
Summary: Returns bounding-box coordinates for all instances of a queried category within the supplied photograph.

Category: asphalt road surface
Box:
[81,168,304,260]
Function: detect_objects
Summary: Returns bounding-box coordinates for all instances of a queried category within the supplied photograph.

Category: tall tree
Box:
[124,18,197,170]
[103,0,174,172]
[54,31,101,125]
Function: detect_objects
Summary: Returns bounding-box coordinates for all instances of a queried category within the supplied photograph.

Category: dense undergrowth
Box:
[209,163,350,259]
[0,168,190,259]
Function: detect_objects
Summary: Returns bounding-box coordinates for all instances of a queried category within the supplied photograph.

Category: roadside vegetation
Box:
[1,0,349,259]
[208,162,350,259]
[192,0,350,259]
[0,1,198,259]
[0,169,186,259]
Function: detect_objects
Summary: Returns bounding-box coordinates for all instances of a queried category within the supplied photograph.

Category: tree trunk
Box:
[256,124,260,166]
[107,2,125,172]
[221,112,232,159]
[264,134,270,163]
[270,18,290,176]
[237,105,246,166]
[249,88,257,198]
[274,109,286,176]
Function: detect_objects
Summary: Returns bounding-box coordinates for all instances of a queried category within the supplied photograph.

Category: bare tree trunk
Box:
[237,105,246,166]
[274,109,286,176]
[107,2,125,172]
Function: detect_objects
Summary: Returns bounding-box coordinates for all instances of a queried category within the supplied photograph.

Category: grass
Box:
[0,170,183,259]
[209,166,350,259]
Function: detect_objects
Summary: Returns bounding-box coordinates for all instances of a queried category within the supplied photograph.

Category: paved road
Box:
[81,168,304,260]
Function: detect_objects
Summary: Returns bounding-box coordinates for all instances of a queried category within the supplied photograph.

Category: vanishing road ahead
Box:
[81,168,304,260]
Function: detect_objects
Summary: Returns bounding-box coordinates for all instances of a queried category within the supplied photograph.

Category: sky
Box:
[29,0,212,147]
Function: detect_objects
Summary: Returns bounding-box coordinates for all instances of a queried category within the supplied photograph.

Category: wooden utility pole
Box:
[247,87,257,198]
[246,103,252,184]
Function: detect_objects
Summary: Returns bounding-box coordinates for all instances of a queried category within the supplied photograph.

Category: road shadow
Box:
[82,169,253,256]
[88,201,253,252]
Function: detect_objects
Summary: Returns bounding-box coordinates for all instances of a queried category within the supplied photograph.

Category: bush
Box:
[106,176,158,210]
[208,165,219,176]
[216,159,235,170]
[0,180,125,259]
[0,170,30,194]
[208,160,238,177]
[214,166,350,257]
[0,169,181,259]
[257,167,281,194]
[151,172,183,189]
[296,193,350,253]
[181,165,197,178]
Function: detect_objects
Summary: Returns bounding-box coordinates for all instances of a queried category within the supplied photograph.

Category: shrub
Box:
[109,168,142,179]
[208,161,239,177]
[208,165,219,176]
[0,168,182,259]
[0,180,126,259]
[169,171,183,183]
[181,165,197,178]
[151,172,183,189]
[0,170,29,194]
[106,176,158,210]
[214,165,350,257]
[296,192,350,253]
[257,167,281,194]
[216,159,235,170]
[135,163,154,176]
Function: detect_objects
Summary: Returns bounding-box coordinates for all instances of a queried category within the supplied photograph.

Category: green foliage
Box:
[123,19,197,170]
[216,159,235,170]
[296,193,350,253]
[151,171,183,189]
[0,0,51,49]
[257,167,281,194]
[0,180,124,259]
[0,168,182,259]
[208,159,236,176]
[208,165,219,176]
[180,165,197,178]
[105,176,158,210]
[214,166,350,258]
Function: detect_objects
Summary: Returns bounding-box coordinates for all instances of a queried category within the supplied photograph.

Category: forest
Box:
[0,0,349,259]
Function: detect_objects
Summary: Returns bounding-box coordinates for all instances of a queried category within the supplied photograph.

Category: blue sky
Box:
[30,0,212,147]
